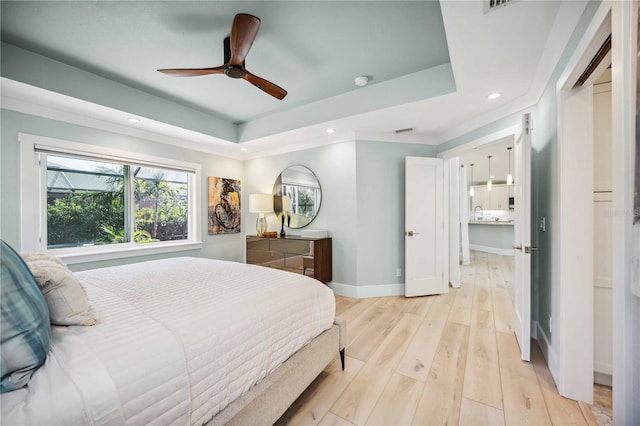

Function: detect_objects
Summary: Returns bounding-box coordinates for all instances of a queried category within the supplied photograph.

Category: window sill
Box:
[52,241,203,265]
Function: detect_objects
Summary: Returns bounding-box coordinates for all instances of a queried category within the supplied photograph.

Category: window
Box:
[20,133,202,263]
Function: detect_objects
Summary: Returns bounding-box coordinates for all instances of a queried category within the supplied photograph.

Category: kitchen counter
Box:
[468,220,515,255]
[469,220,515,226]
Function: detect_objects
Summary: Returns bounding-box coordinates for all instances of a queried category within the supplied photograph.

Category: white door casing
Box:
[513,113,532,361]
[405,156,446,297]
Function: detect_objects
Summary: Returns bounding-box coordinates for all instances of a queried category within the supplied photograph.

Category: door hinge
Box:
[524,113,533,134]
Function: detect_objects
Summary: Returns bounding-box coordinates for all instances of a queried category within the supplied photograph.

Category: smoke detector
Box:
[354,76,368,87]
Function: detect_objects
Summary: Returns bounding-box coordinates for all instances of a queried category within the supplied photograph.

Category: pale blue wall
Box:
[243,142,358,285]
[243,139,437,289]
[0,109,245,271]
[355,140,437,286]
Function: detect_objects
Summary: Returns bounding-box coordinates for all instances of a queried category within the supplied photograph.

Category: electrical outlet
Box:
[549,315,552,331]
[540,217,546,232]
[396,268,402,277]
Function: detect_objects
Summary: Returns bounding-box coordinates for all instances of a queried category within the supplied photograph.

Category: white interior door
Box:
[405,156,446,297]
[513,113,532,361]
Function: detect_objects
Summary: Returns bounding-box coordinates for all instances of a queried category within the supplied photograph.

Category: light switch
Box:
[539,217,546,232]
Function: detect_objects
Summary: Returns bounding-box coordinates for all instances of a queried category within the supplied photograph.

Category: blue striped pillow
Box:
[0,240,51,393]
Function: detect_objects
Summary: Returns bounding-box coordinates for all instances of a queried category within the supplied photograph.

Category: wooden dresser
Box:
[246,236,332,284]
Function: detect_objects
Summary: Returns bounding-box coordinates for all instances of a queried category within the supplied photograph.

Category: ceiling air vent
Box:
[484,0,515,13]
[394,127,415,134]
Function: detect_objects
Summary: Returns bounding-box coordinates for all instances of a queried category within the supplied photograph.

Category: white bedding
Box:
[1,257,335,425]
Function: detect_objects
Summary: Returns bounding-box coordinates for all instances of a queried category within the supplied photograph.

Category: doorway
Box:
[554,3,638,423]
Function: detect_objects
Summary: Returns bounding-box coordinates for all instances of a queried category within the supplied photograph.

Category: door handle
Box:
[406,231,420,236]
[525,246,537,254]
[513,245,522,251]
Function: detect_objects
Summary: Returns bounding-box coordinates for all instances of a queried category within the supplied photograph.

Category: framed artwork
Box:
[208,177,241,234]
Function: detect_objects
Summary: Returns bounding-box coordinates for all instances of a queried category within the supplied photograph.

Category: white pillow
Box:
[21,253,96,326]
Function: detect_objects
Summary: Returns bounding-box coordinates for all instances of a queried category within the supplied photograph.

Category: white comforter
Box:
[1,257,335,425]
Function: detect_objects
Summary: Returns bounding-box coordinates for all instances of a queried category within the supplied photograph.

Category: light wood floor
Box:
[277,251,594,426]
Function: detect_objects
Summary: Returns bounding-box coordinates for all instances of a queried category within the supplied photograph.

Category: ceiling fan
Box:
[158,13,287,100]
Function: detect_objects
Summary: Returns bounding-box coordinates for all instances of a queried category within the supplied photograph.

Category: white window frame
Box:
[20,133,202,264]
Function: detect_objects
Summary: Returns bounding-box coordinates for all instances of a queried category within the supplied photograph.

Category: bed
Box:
[0,253,345,425]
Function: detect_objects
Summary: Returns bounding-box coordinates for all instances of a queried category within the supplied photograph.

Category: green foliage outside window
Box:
[46,160,188,248]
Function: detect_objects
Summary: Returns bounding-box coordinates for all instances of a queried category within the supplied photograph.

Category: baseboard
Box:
[593,371,612,387]
[329,282,405,298]
[535,321,559,382]
[469,244,515,256]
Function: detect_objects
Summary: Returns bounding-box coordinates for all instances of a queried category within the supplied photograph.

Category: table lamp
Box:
[249,194,273,236]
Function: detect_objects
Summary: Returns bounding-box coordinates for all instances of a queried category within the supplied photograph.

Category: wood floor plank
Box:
[489,261,508,289]
[472,280,492,311]
[448,306,472,325]
[412,321,469,426]
[453,281,475,309]
[335,296,358,317]
[330,313,422,426]
[404,295,435,317]
[459,397,505,426]
[364,373,422,425]
[463,309,503,410]
[531,342,586,425]
[500,368,552,425]
[284,252,589,426]
[337,297,379,323]
[347,297,411,362]
[276,356,364,425]
[396,302,451,381]
[492,287,515,334]
[319,412,356,426]
[343,303,386,348]
[432,287,456,305]
[496,332,537,381]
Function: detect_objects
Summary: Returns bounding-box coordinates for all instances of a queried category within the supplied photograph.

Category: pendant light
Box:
[507,147,513,185]
[487,155,493,191]
[469,163,475,197]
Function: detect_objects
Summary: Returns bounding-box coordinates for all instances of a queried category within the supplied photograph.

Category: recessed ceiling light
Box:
[241,148,247,152]
[326,128,335,134]
[127,117,140,123]
[487,92,501,100]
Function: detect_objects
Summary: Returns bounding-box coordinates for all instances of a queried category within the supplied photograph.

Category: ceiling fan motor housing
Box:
[224,65,246,79]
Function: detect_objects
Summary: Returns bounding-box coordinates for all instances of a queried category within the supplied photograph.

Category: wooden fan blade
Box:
[158,66,225,77]
[243,71,287,100]
[229,14,260,66]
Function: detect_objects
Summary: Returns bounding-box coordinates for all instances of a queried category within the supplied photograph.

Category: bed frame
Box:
[208,317,346,425]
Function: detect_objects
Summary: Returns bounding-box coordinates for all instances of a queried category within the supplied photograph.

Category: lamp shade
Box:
[249,194,273,213]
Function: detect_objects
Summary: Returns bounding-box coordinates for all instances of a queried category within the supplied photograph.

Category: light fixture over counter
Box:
[507,146,513,185]
[487,155,492,191]
[469,163,475,197]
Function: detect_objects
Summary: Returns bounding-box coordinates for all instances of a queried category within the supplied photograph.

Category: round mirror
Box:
[272,165,322,229]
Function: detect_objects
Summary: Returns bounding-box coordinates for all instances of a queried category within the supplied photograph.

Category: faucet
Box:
[474,206,484,221]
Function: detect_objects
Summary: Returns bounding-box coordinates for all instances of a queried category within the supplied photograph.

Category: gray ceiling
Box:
[0,1,450,124]
[0,1,588,153]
